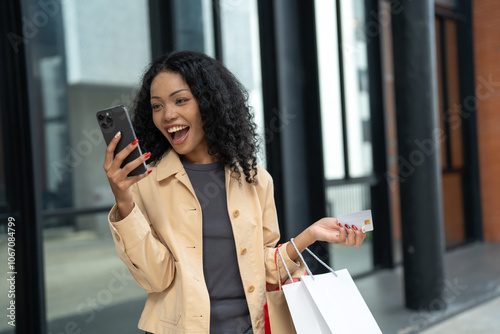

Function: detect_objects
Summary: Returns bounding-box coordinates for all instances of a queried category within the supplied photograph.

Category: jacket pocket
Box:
[157,263,182,325]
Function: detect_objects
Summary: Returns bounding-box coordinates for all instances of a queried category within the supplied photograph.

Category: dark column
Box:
[457,0,483,242]
[257,0,286,235]
[1,1,47,332]
[149,0,175,57]
[391,0,446,309]
[366,0,394,269]
[272,0,326,241]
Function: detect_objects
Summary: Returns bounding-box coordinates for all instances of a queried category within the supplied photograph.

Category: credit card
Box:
[337,210,374,232]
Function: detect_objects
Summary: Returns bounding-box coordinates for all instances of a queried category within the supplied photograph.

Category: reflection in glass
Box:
[326,183,374,275]
[315,0,374,275]
[340,0,373,178]
[219,0,266,165]
[174,0,215,56]
[315,0,345,180]
[22,0,151,332]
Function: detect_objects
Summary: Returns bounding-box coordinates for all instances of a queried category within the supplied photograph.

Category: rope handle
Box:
[290,238,338,279]
[277,246,294,283]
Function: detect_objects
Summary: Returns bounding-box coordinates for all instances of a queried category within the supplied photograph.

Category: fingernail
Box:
[114,131,121,138]
[338,223,343,228]
[345,225,350,229]
[132,139,139,145]
[352,225,358,231]
[147,170,153,174]
[144,152,151,159]
[361,226,366,233]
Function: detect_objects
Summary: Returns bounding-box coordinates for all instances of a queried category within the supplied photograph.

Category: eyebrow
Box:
[150,89,189,100]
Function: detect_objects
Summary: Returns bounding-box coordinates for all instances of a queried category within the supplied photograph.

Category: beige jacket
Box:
[108,150,305,334]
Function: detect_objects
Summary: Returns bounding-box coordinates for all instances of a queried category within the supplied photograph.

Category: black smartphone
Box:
[96,105,147,177]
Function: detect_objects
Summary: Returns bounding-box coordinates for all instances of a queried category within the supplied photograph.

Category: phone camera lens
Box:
[101,123,108,129]
[98,114,104,121]
[106,117,112,123]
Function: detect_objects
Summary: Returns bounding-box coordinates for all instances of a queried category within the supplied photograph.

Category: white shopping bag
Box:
[301,270,382,333]
[279,241,382,334]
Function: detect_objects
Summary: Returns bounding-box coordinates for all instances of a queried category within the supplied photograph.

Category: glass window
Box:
[315,0,374,275]
[315,0,346,180]
[219,0,266,165]
[174,0,215,56]
[22,0,150,331]
[340,0,373,178]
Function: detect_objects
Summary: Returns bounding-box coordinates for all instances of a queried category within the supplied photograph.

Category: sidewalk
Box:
[420,296,500,334]
[357,242,500,333]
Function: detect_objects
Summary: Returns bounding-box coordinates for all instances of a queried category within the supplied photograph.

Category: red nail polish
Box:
[132,139,139,145]
[147,170,152,174]
[144,152,151,159]
[345,225,350,229]
[338,223,343,228]
[352,225,358,231]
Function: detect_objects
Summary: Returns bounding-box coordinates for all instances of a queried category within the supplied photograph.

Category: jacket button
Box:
[233,210,240,218]
[114,233,121,242]
[240,248,247,255]
[248,285,255,293]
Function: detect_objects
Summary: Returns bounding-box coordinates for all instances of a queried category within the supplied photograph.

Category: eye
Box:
[176,98,189,105]
[151,104,163,111]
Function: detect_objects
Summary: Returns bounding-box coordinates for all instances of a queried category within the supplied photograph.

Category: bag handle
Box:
[275,244,284,290]
[290,238,338,279]
[277,246,294,283]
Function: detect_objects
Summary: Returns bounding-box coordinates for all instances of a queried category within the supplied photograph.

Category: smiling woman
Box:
[150,71,213,164]
[103,51,366,334]
[133,51,260,184]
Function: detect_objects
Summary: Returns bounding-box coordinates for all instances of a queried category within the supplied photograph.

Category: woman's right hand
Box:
[103,131,152,219]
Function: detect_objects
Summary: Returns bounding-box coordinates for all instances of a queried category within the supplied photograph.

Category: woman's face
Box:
[151,71,215,164]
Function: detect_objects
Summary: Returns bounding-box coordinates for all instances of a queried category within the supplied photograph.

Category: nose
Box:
[162,105,178,123]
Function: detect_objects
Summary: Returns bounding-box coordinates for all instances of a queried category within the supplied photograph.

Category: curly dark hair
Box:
[132,50,259,184]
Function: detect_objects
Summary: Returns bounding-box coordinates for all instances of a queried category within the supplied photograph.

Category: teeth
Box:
[167,125,188,133]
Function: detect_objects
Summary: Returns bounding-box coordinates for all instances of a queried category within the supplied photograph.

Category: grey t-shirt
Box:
[182,161,251,333]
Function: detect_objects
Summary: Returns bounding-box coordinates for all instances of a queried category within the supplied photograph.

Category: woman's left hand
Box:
[286,217,367,263]
[308,217,366,247]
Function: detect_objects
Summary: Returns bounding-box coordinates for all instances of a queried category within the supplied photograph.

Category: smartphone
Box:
[96,105,147,177]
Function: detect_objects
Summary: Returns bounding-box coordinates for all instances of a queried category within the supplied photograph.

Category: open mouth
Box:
[167,125,190,145]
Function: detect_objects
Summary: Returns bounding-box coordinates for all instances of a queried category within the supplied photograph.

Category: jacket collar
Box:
[155,149,235,185]
[156,149,185,181]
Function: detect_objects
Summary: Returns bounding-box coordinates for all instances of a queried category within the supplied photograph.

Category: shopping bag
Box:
[266,289,297,334]
[281,239,382,334]
[265,244,297,334]
[278,247,331,334]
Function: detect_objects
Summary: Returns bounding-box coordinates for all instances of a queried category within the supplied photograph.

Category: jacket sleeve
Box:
[108,184,176,293]
[261,174,306,285]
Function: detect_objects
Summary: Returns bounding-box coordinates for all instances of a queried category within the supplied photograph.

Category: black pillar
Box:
[1,0,47,332]
[272,0,326,240]
[366,0,394,269]
[391,0,446,309]
[457,0,483,242]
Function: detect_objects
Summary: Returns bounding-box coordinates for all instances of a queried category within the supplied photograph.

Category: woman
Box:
[104,51,366,334]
